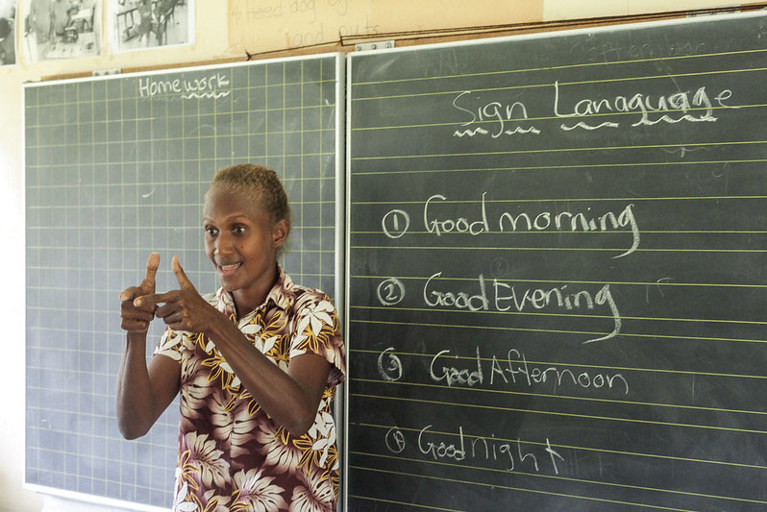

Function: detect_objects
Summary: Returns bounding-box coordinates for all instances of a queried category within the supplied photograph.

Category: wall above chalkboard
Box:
[228,0,767,57]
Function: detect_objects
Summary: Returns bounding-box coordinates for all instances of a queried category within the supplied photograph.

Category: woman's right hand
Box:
[119,253,160,334]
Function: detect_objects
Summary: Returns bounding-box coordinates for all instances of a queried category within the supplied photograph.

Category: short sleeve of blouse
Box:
[153,327,194,361]
[152,292,217,361]
[290,290,346,387]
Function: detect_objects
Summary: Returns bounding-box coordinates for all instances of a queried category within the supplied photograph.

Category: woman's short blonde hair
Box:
[207,164,291,227]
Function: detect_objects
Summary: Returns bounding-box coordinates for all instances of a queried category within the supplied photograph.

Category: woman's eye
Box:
[205,227,218,237]
[234,225,247,234]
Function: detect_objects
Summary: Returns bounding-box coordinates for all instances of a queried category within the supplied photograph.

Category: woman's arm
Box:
[206,317,331,435]
[116,334,181,439]
[116,253,181,439]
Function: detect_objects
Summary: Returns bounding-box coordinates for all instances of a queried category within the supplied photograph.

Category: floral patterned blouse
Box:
[154,268,346,512]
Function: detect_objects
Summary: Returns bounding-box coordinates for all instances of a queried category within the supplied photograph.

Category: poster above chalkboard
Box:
[346,11,767,511]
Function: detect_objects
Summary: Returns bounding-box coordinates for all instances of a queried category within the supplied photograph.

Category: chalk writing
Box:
[423,273,621,343]
[377,278,406,306]
[423,192,640,258]
[494,348,630,394]
[137,73,231,100]
[574,37,707,63]
[451,82,740,136]
[377,347,403,382]
[411,425,566,475]
[430,346,483,387]
[385,427,406,454]
[429,345,629,394]
[554,81,738,131]
[382,209,410,238]
[452,90,541,138]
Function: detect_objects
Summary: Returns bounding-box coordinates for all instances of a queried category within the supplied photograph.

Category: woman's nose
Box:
[215,232,234,255]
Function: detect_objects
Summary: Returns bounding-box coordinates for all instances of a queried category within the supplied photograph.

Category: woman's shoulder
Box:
[202,290,220,304]
[282,274,334,308]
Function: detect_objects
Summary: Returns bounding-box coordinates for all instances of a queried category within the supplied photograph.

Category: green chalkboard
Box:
[25,53,343,509]
[346,12,767,511]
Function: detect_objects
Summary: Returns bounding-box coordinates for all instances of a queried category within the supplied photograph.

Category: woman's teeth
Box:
[220,263,240,275]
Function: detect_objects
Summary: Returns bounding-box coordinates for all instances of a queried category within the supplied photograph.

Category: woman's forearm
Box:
[205,317,330,436]
[116,333,155,439]
[116,332,180,439]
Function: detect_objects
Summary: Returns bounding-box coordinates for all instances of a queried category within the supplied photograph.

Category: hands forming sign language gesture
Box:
[118,251,332,438]
[120,253,221,335]
[117,252,225,439]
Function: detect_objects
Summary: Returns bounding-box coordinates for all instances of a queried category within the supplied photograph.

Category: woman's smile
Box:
[218,262,242,277]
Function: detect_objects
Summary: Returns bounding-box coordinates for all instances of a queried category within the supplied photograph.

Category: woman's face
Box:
[203,185,288,312]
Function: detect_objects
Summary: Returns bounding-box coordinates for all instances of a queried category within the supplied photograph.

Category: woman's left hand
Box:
[134,256,221,333]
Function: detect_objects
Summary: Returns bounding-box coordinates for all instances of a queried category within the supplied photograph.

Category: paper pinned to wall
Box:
[227,0,545,54]
[542,0,746,21]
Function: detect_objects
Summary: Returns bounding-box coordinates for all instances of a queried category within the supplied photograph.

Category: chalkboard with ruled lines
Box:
[24,53,343,509]
[345,12,767,511]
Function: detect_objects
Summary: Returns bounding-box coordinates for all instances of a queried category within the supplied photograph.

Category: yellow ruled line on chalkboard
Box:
[355,274,767,290]
[25,78,338,107]
[350,158,767,176]
[352,393,767,436]
[25,151,337,167]
[354,194,767,205]
[24,106,334,128]
[353,229,767,236]
[351,244,767,254]
[349,465,699,512]
[351,453,767,508]
[350,317,767,346]
[351,304,767,328]
[356,451,767,506]
[356,421,767,472]
[24,122,335,140]
[352,102,766,133]
[27,179,334,195]
[353,65,767,102]
[106,93,340,110]
[351,347,767,382]
[351,48,767,87]
[349,495,465,512]
[351,139,766,161]
[352,66,767,102]
[354,193,767,205]
[354,377,767,421]
[351,103,767,132]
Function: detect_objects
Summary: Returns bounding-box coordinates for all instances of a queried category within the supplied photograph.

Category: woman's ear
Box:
[272,219,290,248]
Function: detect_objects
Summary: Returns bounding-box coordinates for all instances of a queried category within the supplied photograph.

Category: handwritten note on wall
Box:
[227,0,543,52]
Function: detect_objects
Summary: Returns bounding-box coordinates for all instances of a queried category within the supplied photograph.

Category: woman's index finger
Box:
[172,256,195,290]
[133,291,176,309]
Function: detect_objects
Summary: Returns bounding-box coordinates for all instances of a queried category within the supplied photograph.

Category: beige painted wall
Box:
[0,0,745,510]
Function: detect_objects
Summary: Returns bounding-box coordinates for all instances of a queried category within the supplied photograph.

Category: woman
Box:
[118,164,345,511]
